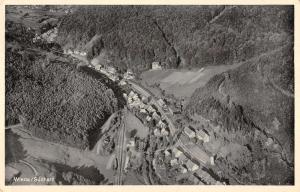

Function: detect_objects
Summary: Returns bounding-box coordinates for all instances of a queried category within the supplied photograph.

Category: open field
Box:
[6,6,64,32]
[141,64,241,100]
[7,127,115,183]
[125,111,149,138]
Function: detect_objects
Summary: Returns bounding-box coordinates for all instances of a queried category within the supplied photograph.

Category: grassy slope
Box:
[186,43,294,184]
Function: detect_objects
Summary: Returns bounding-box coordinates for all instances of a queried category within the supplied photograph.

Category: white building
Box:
[186,160,199,172]
[210,156,215,166]
[107,66,116,74]
[154,128,161,137]
[124,69,135,80]
[196,129,210,143]
[119,80,127,86]
[164,149,171,157]
[184,126,196,138]
[147,105,156,113]
[95,65,102,71]
[158,120,167,129]
[152,112,160,122]
[80,51,87,56]
[146,115,152,122]
[170,159,179,166]
[180,166,188,174]
[172,147,183,158]
[152,62,162,70]
[157,98,166,108]
[161,127,169,136]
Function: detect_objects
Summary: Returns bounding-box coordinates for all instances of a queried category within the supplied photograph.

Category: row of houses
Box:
[89,64,119,82]
[124,90,170,137]
[184,125,210,143]
[163,147,200,174]
[64,49,87,56]
[162,147,223,185]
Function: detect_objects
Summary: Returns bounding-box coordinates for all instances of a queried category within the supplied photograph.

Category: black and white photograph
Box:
[4,4,295,186]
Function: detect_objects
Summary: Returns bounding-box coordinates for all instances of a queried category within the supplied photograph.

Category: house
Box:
[196,129,210,143]
[123,93,128,99]
[157,98,166,107]
[147,105,156,113]
[158,120,167,129]
[95,65,102,71]
[157,98,168,111]
[127,140,135,147]
[80,51,87,56]
[164,149,171,157]
[180,165,188,174]
[152,112,160,122]
[170,158,179,166]
[139,102,146,109]
[119,80,127,86]
[124,69,135,80]
[132,94,139,101]
[128,91,139,101]
[184,126,196,138]
[185,160,199,172]
[127,97,133,104]
[178,153,188,163]
[210,156,215,166]
[128,91,136,98]
[146,115,152,122]
[172,147,183,158]
[161,127,169,136]
[141,95,150,103]
[124,156,130,172]
[107,66,116,74]
[67,49,73,54]
[265,137,274,146]
[140,108,147,114]
[154,128,161,137]
[152,61,162,70]
[109,75,119,82]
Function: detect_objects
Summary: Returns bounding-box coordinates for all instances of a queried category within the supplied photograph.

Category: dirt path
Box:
[19,159,38,176]
[92,112,118,154]
[268,78,294,98]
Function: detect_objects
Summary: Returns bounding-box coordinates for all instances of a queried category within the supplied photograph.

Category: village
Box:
[65,52,226,184]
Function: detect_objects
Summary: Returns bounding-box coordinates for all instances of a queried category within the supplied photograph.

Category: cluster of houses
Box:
[124,90,170,137]
[123,69,135,80]
[32,27,58,43]
[157,98,168,112]
[157,146,223,185]
[64,49,87,56]
[184,126,210,143]
[170,147,198,173]
[99,65,118,82]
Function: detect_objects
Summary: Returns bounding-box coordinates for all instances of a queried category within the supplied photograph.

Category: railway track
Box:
[114,110,127,185]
